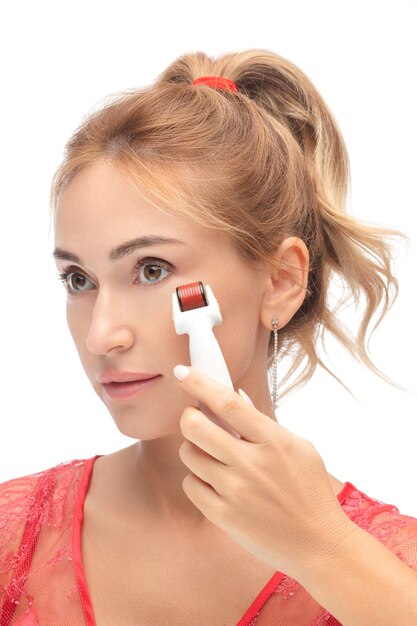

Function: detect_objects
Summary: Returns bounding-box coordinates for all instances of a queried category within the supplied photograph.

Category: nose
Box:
[86,291,135,355]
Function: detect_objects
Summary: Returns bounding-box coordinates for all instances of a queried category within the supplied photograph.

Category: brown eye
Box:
[58,270,94,295]
[57,257,173,296]
[142,265,163,282]
[69,274,88,290]
[135,259,171,286]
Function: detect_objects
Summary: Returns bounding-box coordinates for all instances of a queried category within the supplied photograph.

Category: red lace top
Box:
[1,456,417,626]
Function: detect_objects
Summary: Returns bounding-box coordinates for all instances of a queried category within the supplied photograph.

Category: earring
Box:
[271,318,279,410]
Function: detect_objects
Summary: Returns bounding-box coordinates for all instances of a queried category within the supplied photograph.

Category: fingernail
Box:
[238,388,254,406]
[173,365,190,381]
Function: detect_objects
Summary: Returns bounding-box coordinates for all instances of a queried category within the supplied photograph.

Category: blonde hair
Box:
[49,48,408,402]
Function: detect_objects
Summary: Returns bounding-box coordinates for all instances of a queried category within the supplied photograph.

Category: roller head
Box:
[176,281,208,311]
[172,281,222,335]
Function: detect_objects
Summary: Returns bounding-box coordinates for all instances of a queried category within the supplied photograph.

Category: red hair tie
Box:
[191,75,238,93]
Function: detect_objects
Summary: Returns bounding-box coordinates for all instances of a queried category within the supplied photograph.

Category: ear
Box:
[260,236,309,330]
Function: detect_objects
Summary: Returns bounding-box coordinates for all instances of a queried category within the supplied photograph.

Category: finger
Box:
[173,365,273,443]
[180,405,252,466]
[179,439,229,496]
[181,472,224,524]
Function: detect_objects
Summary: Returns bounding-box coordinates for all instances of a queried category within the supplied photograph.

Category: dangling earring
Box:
[271,318,279,410]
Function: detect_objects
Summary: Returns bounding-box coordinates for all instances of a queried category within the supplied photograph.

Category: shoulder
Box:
[0,458,93,548]
[0,457,95,619]
[0,457,92,501]
[342,483,417,570]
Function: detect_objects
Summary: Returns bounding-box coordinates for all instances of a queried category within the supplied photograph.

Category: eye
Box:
[57,257,172,295]
[57,270,93,295]
[134,258,171,286]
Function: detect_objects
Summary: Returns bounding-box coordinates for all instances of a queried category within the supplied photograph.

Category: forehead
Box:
[56,160,177,226]
[53,160,238,263]
[55,160,208,241]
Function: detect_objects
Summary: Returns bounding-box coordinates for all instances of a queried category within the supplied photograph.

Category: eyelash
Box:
[57,257,172,295]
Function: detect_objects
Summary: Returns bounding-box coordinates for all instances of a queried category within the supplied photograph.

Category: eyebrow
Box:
[52,236,185,264]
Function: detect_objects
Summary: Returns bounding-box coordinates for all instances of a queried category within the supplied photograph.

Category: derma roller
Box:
[172,281,242,440]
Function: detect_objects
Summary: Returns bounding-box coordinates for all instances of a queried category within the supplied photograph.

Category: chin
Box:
[110,415,182,441]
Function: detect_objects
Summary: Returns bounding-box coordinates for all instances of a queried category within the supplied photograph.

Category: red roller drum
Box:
[176,281,208,312]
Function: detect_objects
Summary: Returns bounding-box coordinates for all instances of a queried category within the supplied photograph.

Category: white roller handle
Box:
[187,317,241,439]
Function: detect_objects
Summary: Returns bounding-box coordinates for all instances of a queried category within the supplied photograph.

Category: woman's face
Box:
[53,159,271,439]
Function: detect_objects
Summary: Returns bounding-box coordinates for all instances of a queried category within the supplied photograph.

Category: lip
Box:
[97,371,161,384]
[102,375,162,400]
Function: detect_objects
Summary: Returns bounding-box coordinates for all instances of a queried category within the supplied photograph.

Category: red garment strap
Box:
[191,75,238,93]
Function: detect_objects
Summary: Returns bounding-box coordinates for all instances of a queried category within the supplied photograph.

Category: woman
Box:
[1,49,417,626]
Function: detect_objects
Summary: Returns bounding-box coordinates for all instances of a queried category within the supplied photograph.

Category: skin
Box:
[54,158,343,531]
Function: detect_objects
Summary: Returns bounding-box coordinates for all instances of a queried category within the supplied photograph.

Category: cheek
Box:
[212,289,261,381]
[65,326,96,389]
[66,304,88,345]
[218,323,257,382]
[65,304,98,374]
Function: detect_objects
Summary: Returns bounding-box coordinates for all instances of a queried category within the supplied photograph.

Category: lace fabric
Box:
[0,460,86,625]
[1,457,416,626]
[245,489,417,626]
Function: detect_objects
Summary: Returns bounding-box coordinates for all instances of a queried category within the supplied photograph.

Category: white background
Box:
[0,1,416,515]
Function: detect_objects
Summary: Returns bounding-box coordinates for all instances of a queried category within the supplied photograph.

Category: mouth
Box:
[101,375,162,400]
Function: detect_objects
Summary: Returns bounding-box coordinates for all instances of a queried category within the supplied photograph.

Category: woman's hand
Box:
[174,364,355,582]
